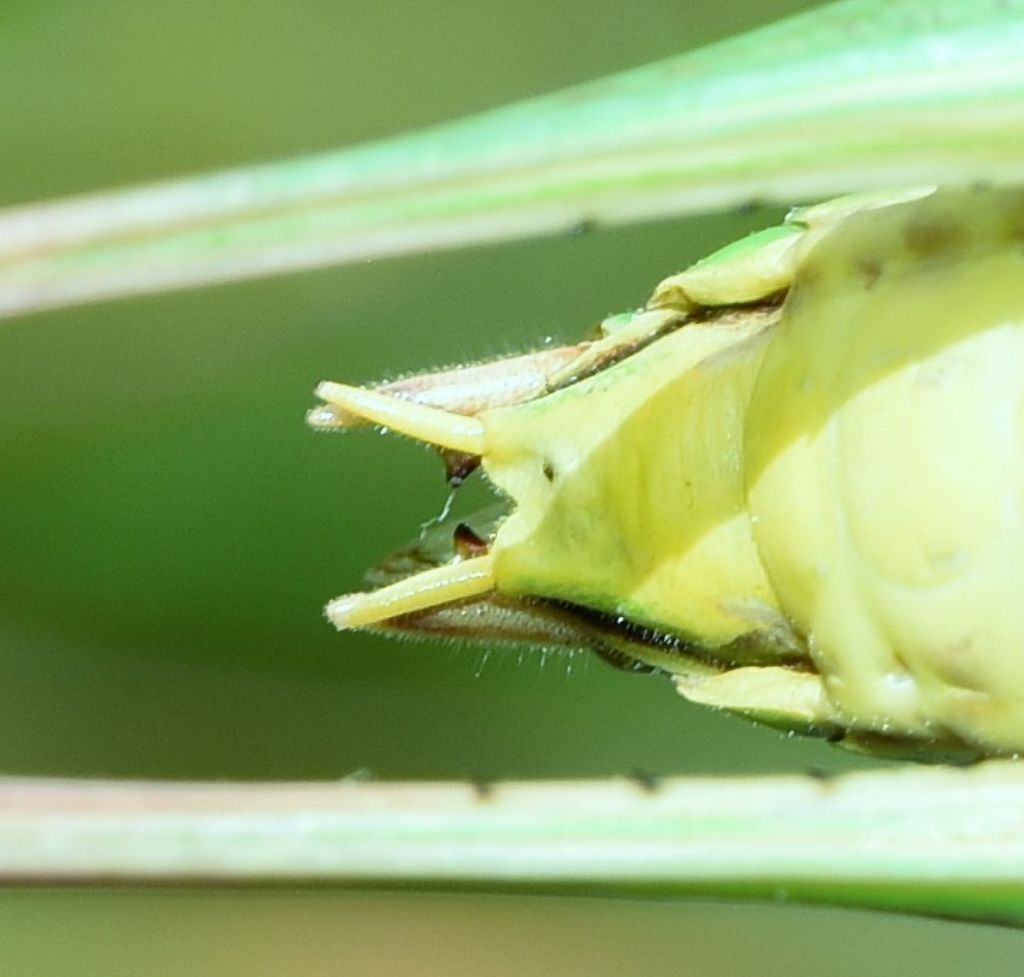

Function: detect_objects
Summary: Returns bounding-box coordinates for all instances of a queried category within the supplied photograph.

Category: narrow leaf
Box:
[4,0,1024,317]
[3,765,1024,927]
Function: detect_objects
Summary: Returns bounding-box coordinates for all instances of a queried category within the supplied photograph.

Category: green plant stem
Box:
[3,764,1024,926]
[4,0,1024,319]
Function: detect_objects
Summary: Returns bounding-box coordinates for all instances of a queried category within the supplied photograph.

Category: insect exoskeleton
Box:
[310,184,1024,761]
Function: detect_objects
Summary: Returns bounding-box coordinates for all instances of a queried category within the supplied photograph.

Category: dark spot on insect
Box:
[442,450,480,487]
[825,729,846,744]
[453,522,489,559]
[541,459,556,482]
[854,254,883,288]
[568,218,596,238]
[471,778,496,801]
[902,215,967,260]
[630,768,663,793]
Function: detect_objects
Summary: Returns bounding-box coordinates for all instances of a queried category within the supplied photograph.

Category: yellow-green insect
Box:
[310,184,1024,761]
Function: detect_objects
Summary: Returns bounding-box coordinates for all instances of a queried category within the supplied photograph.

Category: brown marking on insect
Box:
[442,449,481,487]
[541,459,556,482]
[453,522,490,560]
[902,215,968,260]
[854,254,883,289]
[998,192,1024,246]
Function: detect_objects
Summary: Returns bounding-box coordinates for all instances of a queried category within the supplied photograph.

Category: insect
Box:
[8,0,1024,931]
[311,183,1024,761]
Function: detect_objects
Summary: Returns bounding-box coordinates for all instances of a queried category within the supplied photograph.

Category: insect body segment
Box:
[313,185,1024,760]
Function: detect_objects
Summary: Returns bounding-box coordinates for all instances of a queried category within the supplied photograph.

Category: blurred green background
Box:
[1,0,1021,972]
